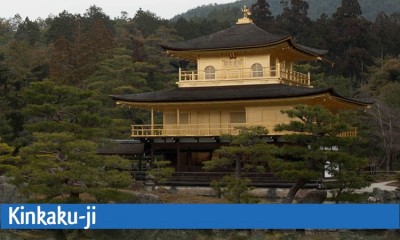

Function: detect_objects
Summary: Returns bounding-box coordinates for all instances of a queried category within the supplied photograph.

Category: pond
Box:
[1,230,399,240]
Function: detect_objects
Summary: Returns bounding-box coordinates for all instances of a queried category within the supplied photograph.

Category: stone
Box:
[0,176,19,203]
[297,190,327,203]
[266,188,277,199]
[132,192,161,203]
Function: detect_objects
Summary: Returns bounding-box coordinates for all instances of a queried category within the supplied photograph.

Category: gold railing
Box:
[131,123,274,137]
[337,128,358,138]
[131,124,358,138]
[179,66,311,86]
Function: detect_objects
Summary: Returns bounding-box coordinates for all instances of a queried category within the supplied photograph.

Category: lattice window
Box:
[230,111,246,123]
[223,59,243,69]
[205,66,215,79]
[252,63,263,77]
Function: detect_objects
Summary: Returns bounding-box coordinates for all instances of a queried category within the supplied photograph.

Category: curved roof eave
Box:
[327,87,374,106]
[160,36,292,52]
[163,36,325,53]
[111,85,373,107]
[162,37,328,62]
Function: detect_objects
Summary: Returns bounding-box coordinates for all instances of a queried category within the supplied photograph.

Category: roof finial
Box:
[242,5,251,18]
[237,5,253,24]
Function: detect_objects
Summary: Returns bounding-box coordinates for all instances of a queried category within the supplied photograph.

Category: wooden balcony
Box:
[178,65,311,88]
[131,124,358,138]
[132,123,273,137]
[337,128,358,138]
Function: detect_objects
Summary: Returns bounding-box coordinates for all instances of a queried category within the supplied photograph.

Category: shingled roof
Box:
[161,23,327,56]
[111,84,372,106]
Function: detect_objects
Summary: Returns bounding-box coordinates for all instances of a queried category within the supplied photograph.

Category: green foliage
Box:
[7,80,133,203]
[133,9,169,37]
[211,176,258,203]
[0,139,19,175]
[175,0,400,22]
[206,127,275,203]
[148,158,175,184]
[204,126,276,178]
[273,105,370,203]
[90,189,139,203]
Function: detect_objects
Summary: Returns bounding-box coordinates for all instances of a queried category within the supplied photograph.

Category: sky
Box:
[1,0,238,20]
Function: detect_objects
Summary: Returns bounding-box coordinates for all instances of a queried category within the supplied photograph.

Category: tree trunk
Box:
[235,157,241,179]
[335,187,345,204]
[282,179,306,203]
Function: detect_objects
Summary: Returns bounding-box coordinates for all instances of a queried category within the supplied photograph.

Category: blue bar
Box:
[1,204,399,229]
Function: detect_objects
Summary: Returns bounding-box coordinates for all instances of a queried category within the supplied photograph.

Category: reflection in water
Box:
[1,230,399,240]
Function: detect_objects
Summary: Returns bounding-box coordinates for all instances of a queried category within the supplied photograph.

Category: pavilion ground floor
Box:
[98,136,322,187]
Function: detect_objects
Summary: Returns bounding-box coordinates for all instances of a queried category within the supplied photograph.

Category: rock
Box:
[371,188,385,202]
[266,188,277,199]
[132,192,161,203]
[0,175,19,203]
[370,188,400,202]
[394,190,400,199]
[298,190,327,203]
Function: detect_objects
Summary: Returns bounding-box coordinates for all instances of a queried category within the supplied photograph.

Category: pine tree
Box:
[204,127,276,203]
[273,105,370,203]
[0,138,19,176]
[251,0,275,31]
[276,0,311,39]
[330,0,372,87]
[333,0,362,19]
[10,81,133,203]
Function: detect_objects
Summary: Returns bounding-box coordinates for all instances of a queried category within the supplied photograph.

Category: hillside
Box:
[172,0,400,22]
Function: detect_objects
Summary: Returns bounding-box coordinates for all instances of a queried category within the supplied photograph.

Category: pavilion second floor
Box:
[129,108,358,138]
[111,84,371,139]
[178,63,311,88]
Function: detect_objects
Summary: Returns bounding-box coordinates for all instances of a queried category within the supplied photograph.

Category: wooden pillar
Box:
[276,59,281,79]
[177,108,180,135]
[176,140,181,171]
[151,108,154,136]
[151,141,154,163]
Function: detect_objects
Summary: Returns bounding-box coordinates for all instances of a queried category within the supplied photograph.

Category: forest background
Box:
[0,0,400,202]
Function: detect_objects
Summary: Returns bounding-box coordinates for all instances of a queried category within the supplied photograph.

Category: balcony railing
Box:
[178,65,311,87]
[131,124,358,138]
[131,123,271,137]
[337,128,358,138]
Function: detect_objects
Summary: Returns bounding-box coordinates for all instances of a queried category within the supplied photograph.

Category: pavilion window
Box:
[165,113,177,124]
[251,63,263,77]
[205,66,216,79]
[165,113,189,124]
[230,111,246,123]
[180,113,189,124]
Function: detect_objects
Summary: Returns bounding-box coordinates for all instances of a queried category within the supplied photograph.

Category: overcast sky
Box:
[1,0,238,20]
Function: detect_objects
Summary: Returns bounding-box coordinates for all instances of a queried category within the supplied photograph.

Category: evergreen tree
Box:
[133,9,168,37]
[251,0,275,32]
[49,18,114,86]
[15,17,42,46]
[10,81,133,203]
[276,0,311,39]
[330,0,372,87]
[204,126,276,179]
[45,11,78,43]
[0,138,19,176]
[273,105,370,203]
[204,127,276,203]
[333,0,362,19]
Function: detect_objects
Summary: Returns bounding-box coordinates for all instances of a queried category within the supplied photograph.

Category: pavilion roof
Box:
[111,84,372,106]
[161,23,327,57]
